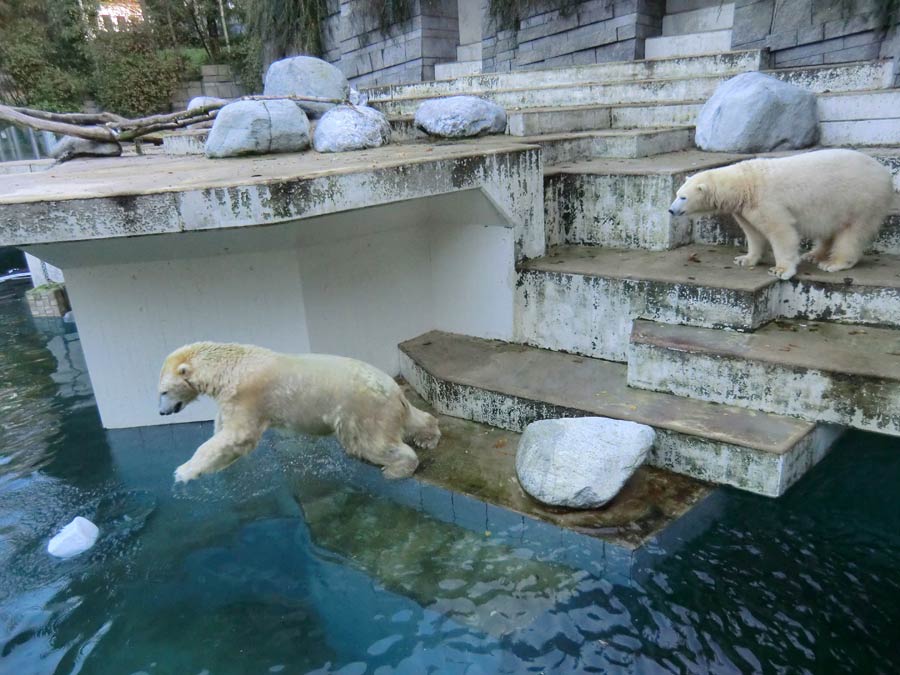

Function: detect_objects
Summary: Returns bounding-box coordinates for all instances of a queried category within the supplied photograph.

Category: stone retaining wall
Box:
[321,0,460,87]
[732,0,899,70]
[481,0,665,72]
[170,64,246,111]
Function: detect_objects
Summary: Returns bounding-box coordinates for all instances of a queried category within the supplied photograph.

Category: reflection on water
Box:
[0,279,899,674]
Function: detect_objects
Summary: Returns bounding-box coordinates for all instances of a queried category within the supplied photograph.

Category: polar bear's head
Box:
[669,173,712,217]
[158,347,199,416]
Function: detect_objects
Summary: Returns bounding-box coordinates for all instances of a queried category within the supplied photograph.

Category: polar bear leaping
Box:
[669,149,894,280]
[158,342,441,483]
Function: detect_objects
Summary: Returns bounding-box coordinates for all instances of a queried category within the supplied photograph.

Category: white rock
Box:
[695,72,819,153]
[205,99,310,158]
[313,105,391,153]
[414,96,507,138]
[515,417,655,509]
[187,96,227,112]
[263,55,349,117]
[51,136,121,162]
[48,516,99,558]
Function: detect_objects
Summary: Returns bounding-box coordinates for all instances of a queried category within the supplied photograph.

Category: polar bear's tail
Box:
[401,396,441,450]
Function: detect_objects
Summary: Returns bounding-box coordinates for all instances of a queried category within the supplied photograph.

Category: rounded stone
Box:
[313,105,391,153]
[263,55,350,118]
[414,96,507,138]
[515,417,655,509]
[204,99,310,158]
[695,72,819,153]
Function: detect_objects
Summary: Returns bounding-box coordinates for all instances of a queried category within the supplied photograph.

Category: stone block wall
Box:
[732,0,899,68]
[481,0,665,73]
[170,64,246,110]
[26,283,70,318]
[322,0,459,87]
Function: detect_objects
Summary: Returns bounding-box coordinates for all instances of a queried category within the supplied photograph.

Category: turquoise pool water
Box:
[1,279,899,674]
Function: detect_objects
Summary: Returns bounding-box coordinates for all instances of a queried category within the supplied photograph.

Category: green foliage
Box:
[0,0,92,110]
[242,0,327,58]
[88,27,184,117]
[227,35,265,92]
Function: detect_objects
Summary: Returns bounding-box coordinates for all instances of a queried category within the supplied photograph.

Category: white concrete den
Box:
[0,141,543,428]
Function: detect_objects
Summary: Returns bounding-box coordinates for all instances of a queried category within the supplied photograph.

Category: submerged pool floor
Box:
[1,280,900,674]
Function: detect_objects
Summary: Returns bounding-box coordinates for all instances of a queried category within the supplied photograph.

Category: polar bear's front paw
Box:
[174,463,199,483]
[734,254,759,268]
[818,259,855,273]
[769,264,797,280]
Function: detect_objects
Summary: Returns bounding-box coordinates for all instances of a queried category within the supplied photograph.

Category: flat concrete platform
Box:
[0,137,543,258]
[400,331,841,496]
[629,319,900,436]
[544,149,749,176]
[520,243,777,292]
[516,244,900,362]
[402,386,712,550]
[632,319,900,381]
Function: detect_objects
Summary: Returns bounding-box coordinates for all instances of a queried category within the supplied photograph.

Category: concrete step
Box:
[546,149,900,253]
[696,197,900,256]
[373,74,726,116]
[768,59,895,94]
[522,127,694,165]
[457,42,482,62]
[515,244,900,362]
[628,319,900,436]
[544,150,747,248]
[508,101,704,135]
[364,50,767,102]
[371,61,892,116]
[434,60,482,80]
[662,3,734,36]
[817,89,900,146]
[399,330,842,497]
[645,30,733,59]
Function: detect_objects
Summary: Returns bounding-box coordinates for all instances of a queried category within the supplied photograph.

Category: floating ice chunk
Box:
[48,516,99,558]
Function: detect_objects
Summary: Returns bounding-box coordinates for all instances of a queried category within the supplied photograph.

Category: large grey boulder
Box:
[515,417,655,509]
[204,99,310,158]
[695,72,818,153]
[263,55,349,117]
[414,96,507,138]
[313,105,391,153]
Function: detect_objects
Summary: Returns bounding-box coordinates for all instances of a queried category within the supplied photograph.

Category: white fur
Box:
[158,342,441,483]
[670,149,895,280]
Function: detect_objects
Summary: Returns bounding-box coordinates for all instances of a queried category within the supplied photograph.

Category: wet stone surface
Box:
[401,387,712,550]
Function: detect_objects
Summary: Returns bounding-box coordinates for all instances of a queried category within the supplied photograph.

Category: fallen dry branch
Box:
[0,93,348,147]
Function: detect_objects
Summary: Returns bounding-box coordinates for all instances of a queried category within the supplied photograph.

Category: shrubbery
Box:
[88,27,184,117]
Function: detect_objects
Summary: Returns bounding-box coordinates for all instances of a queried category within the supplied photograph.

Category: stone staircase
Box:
[363,48,900,498]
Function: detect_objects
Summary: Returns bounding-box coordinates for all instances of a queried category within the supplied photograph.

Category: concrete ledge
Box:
[628,319,900,436]
[544,150,748,248]
[364,50,767,101]
[0,139,545,261]
[399,330,840,497]
[515,245,900,362]
[520,127,694,164]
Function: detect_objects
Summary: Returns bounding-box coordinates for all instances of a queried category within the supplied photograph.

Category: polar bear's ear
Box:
[177,363,192,377]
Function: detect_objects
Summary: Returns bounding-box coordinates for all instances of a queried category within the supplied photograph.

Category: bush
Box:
[89,27,184,117]
[0,18,86,111]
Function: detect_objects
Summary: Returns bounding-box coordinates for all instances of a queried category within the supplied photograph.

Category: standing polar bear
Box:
[669,149,894,280]
[158,342,441,483]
